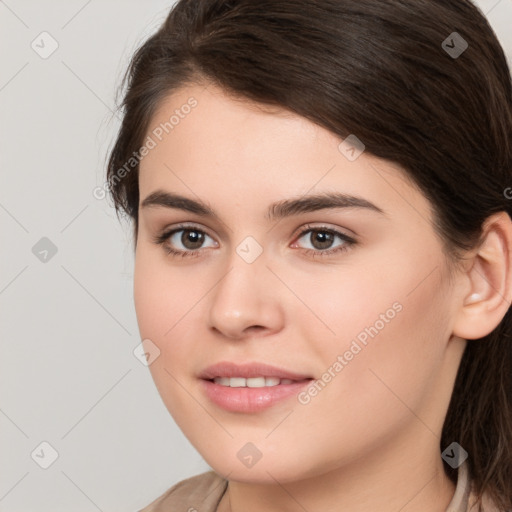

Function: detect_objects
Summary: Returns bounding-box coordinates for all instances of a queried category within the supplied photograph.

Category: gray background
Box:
[1,1,511,510]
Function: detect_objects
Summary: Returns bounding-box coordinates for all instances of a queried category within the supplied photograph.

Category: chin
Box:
[202,448,318,484]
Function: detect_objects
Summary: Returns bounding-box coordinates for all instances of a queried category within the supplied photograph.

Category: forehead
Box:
[143,83,330,161]
[138,83,432,228]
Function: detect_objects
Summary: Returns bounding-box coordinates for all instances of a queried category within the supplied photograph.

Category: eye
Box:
[153,223,356,259]
[153,224,217,257]
[291,225,356,257]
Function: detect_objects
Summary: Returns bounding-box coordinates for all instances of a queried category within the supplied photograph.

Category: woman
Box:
[106,1,512,511]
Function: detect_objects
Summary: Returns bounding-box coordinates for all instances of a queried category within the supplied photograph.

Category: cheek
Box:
[133,247,200,338]
[133,247,213,387]
[133,251,193,414]
[290,253,450,408]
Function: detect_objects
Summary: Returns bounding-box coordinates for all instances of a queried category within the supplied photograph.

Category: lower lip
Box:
[200,379,313,413]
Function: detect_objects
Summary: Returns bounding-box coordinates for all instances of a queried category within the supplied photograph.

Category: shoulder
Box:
[138,470,228,512]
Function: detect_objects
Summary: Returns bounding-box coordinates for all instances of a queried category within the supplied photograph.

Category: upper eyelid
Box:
[292,223,355,239]
[169,223,217,240]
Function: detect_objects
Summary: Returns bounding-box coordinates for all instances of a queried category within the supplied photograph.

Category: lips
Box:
[198,361,315,412]
[198,361,313,381]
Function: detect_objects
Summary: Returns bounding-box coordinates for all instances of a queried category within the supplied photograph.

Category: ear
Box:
[452,211,512,340]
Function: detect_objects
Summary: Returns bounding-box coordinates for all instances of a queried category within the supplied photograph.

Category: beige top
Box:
[139,460,501,512]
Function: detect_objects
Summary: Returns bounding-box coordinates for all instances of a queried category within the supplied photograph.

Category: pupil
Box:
[312,231,333,249]
[182,230,204,249]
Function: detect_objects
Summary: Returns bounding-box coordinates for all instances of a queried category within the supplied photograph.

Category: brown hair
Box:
[106,1,512,509]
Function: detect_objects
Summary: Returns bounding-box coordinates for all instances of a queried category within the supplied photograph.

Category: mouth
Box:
[198,361,315,413]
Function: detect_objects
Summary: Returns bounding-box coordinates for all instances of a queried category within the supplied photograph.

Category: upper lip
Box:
[199,361,313,381]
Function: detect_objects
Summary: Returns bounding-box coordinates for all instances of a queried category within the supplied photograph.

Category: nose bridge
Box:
[207,238,283,337]
[221,233,269,293]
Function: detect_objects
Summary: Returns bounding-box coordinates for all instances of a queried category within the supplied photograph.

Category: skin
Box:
[134,83,512,512]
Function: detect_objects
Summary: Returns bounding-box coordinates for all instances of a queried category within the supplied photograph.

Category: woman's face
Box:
[134,83,466,482]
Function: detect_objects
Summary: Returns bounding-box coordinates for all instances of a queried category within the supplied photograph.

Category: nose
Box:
[207,248,285,340]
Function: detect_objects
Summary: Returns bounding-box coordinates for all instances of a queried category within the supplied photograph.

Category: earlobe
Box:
[452,211,512,340]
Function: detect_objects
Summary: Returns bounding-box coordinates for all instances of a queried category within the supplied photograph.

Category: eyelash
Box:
[152,223,357,259]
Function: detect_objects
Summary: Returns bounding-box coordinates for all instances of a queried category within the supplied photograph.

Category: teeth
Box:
[229,377,246,387]
[246,377,266,388]
[214,377,231,386]
[212,376,293,387]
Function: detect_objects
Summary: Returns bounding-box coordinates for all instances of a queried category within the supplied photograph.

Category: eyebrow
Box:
[140,190,386,221]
